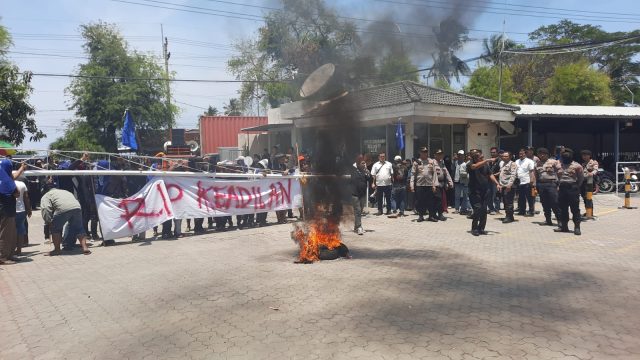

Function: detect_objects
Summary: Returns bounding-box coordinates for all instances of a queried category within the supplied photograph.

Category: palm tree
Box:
[223,98,242,116]
[481,34,518,66]
[204,105,219,116]
[427,17,471,84]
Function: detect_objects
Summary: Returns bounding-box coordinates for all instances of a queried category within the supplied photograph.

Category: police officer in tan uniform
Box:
[536,148,562,227]
[434,149,453,221]
[555,148,585,235]
[410,147,440,222]
[497,151,518,223]
[580,150,599,218]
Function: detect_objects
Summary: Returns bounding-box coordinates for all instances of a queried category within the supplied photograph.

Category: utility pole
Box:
[161,24,172,140]
[497,19,505,103]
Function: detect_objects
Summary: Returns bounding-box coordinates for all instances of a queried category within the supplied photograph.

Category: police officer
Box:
[434,149,453,221]
[555,148,584,235]
[497,151,518,223]
[468,149,499,236]
[580,149,599,218]
[410,147,440,222]
[535,148,562,227]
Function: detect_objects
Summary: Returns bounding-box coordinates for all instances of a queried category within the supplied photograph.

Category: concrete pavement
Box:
[1,194,639,359]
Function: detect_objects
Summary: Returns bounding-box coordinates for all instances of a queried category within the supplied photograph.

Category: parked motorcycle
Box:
[596,168,639,193]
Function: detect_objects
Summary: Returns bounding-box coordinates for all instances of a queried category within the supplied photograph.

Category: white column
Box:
[405,117,415,159]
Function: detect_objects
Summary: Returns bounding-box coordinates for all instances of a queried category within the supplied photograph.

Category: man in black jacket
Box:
[350,158,372,235]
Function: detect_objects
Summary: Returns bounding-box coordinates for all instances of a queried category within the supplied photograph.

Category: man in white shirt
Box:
[14,178,31,256]
[515,148,536,216]
[371,152,394,215]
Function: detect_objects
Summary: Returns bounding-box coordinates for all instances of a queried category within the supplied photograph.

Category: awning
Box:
[241,123,293,132]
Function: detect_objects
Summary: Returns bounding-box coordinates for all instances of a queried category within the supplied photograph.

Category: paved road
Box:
[1,194,639,360]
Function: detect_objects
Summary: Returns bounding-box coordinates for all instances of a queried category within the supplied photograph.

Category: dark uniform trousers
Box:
[469,187,490,231]
[580,180,595,212]
[538,182,560,221]
[558,183,581,226]
[501,187,515,218]
[415,186,437,218]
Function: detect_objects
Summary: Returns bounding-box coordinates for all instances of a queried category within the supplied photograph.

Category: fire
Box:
[292,216,342,263]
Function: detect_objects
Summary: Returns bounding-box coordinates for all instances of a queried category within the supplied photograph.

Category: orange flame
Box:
[292,216,342,263]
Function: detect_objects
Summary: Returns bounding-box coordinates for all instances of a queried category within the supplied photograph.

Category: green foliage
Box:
[0,22,44,145]
[433,78,453,91]
[49,120,105,152]
[228,0,359,110]
[63,21,177,152]
[427,17,471,83]
[529,20,640,105]
[544,61,614,105]
[223,98,243,116]
[464,66,519,104]
[481,34,520,66]
[204,106,219,116]
[377,53,419,84]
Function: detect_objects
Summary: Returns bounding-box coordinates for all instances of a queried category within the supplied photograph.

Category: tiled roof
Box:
[304,81,519,117]
[352,81,519,111]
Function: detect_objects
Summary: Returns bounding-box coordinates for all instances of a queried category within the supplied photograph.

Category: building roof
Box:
[352,81,520,111]
[515,104,640,118]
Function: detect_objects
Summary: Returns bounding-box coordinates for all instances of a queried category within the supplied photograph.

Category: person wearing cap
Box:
[497,151,518,223]
[555,148,584,235]
[580,149,598,218]
[468,150,500,236]
[535,148,561,227]
[371,152,394,215]
[452,150,471,215]
[390,155,408,217]
[410,147,440,222]
[434,150,453,221]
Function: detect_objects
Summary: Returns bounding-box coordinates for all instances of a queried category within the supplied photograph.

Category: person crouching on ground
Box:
[41,187,91,256]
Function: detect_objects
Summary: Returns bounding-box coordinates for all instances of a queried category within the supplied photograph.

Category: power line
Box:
[373,0,640,24]
[29,72,290,83]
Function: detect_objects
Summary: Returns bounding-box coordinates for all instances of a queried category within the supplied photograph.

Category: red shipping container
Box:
[199,116,267,155]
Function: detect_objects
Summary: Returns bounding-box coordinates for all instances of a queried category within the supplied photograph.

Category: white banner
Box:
[96,177,303,239]
[162,176,303,219]
[95,180,174,240]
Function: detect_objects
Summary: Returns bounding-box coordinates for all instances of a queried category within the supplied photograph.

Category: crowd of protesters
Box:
[0,143,601,264]
[355,145,598,237]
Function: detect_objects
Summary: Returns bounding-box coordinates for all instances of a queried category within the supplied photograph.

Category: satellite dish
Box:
[243,156,254,167]
[163,141,172,152]
[299,63,336,99]
[186,140,199,152]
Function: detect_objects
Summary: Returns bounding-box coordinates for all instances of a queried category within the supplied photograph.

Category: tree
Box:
[204,106,219,116]
[49,120,104,151]
[529,20,640,105]
[223,98,243,116]
[544,61,614,105]
[377,52,419,84]
[228,0,360,110]
[62,22,177,152]
[0,22,44,145]
[463,66,520,104]
[481,34,519,66]
[427,17,471,84]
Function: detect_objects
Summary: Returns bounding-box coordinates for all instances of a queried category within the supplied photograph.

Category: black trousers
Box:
[193,218,205,232]
[470,187,490,231]
[435,186,445,216]
[580,180,595,213]
[538,182,560,220]
[161,219,172,236]
[517,183,535,214]
[559,183,581,226]
[375,185,392,213]
[415,186,437,218]
[501,187,515,218]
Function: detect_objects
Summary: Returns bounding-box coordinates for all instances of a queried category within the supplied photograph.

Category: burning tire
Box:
[318,243,350,260]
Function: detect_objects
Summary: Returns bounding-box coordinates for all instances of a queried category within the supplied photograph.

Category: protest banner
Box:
[96,177,303,239]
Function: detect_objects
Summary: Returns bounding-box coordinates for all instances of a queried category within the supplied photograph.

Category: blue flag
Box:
[395,121,404,151]
[122,109,138,150]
